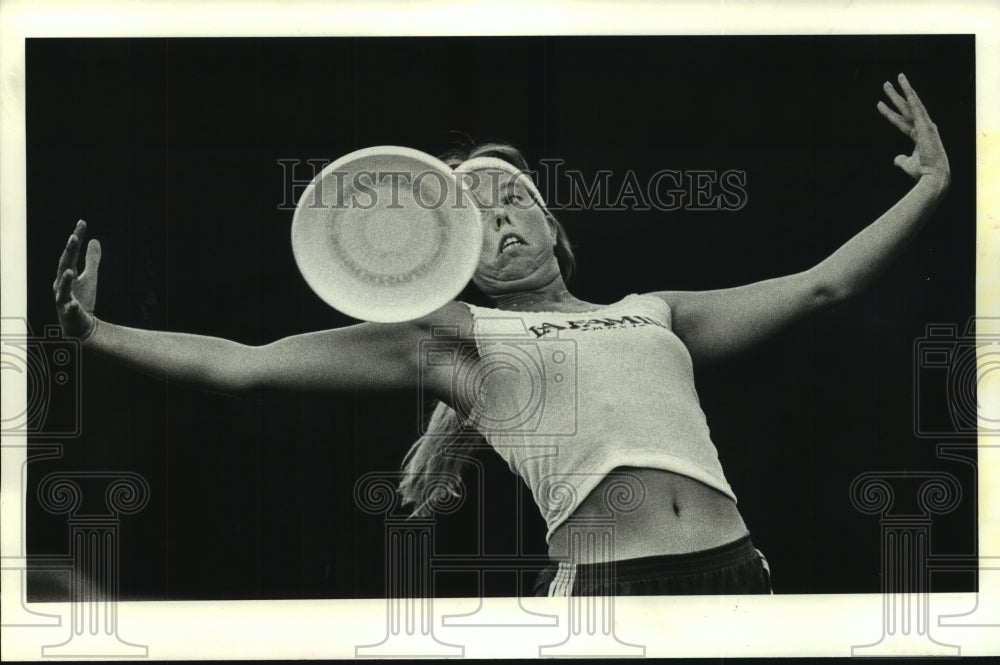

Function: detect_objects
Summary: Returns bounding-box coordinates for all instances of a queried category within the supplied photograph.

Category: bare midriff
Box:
[546,467,749,564]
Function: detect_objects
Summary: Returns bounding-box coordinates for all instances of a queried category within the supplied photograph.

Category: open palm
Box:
[53,220,101,339]
[877,73,951,187]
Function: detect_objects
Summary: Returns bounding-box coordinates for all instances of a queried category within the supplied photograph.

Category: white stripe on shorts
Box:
[754,547,774,595]
[548,562,577,597]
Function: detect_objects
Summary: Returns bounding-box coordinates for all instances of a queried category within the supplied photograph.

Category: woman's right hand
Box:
[54,220,101,340]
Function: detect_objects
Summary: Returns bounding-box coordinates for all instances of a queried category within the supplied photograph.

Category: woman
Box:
[53,74,950,596]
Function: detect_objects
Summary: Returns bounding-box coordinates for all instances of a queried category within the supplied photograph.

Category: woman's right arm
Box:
[55,220,470,396]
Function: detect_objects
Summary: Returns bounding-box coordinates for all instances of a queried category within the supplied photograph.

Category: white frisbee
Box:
[291,146,483,322]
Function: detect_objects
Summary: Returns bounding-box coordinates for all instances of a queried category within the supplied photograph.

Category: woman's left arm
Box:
[652,73,951,363]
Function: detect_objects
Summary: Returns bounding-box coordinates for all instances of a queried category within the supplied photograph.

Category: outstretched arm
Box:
[55,220,470,396]
[80,317,442,395]
[652,73,950,363]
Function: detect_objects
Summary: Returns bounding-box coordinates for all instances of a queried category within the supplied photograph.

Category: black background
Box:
[25,36,976,599]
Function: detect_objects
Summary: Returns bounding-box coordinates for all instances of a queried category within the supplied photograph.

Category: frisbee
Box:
[291,146,483,322]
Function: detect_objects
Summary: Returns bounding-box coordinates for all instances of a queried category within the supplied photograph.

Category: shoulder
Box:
[408,300,476,338]
[631,292,674,324]
[407,301,479,404]
[641,291,677,309]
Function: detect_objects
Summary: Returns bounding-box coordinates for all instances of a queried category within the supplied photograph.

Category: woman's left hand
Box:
[877,73,951,190]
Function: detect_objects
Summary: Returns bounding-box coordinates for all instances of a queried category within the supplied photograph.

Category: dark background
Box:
[25,36,976,599]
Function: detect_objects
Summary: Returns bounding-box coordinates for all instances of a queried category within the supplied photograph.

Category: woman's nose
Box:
[493,211,512,229]
[478,205,512,229]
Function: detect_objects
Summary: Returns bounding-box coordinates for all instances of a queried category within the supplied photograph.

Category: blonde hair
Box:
[397,141,576,516]
[398,400,480,517]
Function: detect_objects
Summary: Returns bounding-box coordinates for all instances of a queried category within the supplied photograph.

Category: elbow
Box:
[807,269,854,309]
[207,344,260,397]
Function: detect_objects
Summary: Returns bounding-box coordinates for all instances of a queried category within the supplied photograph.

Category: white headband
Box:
[454,156,548,208]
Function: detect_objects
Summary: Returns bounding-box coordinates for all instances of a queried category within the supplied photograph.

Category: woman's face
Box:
[466,169,561,296]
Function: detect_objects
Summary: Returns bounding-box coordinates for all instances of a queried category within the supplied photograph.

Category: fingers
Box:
[896,72,931,126]
[882,80,910,118]
[81,238,102,280]
[55,234,78,288]
[54,220,87,287]
[879,73,940,143]
[55,268,75,306]
[878,100,913,136]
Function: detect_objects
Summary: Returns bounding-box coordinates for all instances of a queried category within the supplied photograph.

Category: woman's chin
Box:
[475,269,550,297]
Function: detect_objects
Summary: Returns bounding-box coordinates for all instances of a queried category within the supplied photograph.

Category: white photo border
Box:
[2,0,998,659]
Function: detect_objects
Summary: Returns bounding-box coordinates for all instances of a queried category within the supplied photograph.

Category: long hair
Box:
[397,141,576,516]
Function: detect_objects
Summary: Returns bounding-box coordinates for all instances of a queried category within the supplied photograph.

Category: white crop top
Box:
[463,293,736,542]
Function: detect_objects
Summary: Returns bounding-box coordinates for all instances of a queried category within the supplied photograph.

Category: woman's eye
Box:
[502,193,524,205]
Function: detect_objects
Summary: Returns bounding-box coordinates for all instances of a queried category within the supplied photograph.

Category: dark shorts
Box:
[532,534,773,596]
